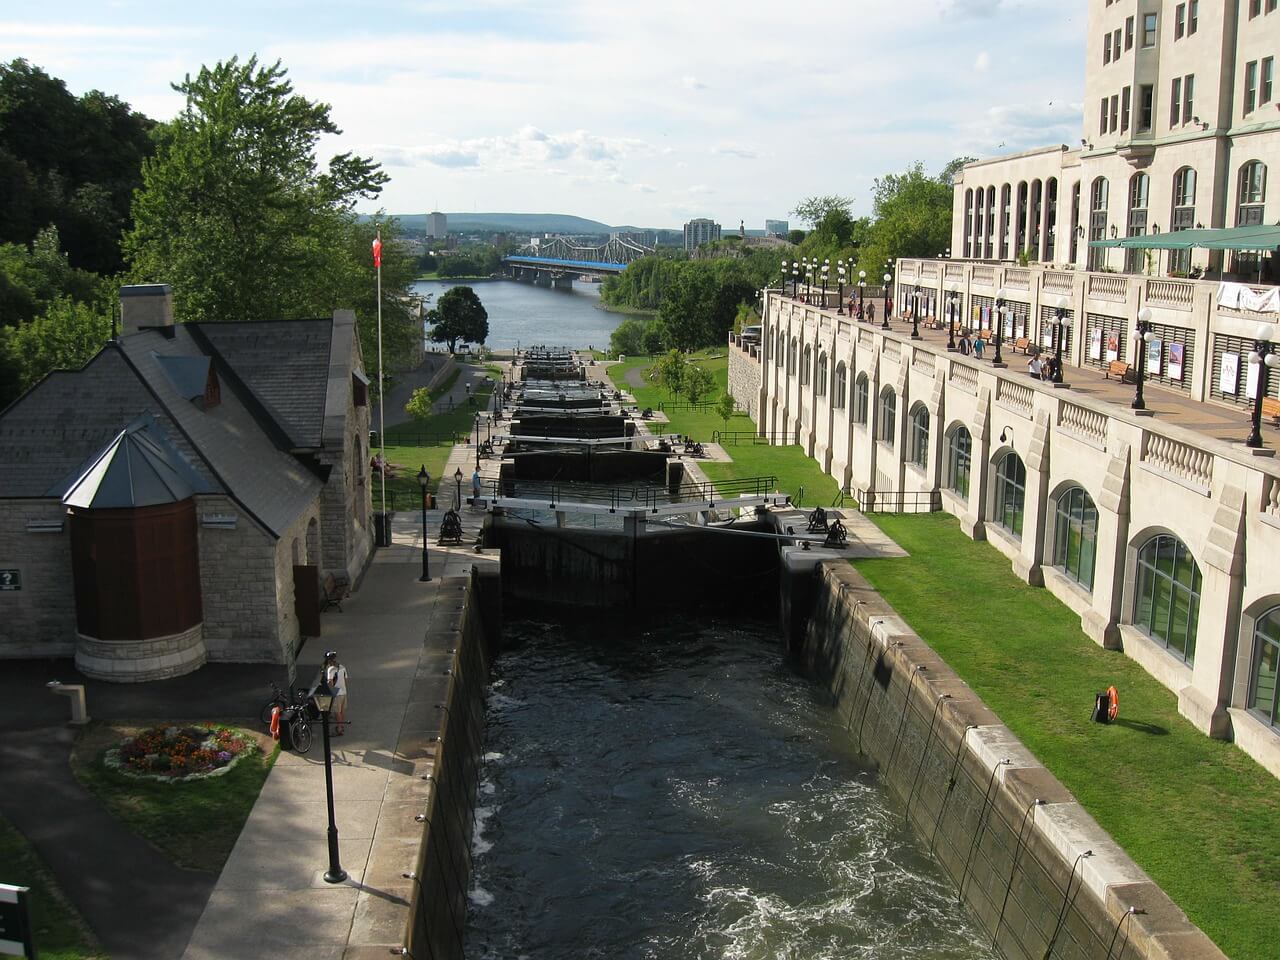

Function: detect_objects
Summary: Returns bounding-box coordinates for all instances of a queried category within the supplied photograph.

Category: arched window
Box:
[878,388,897,445]
[1237,161,1267,225]
[1045,178,1058,260]
[1125,172,1150,272]
[964,188,974,258]
[853,374,869,424]
[1053,486,1098,590]
[1170,167,1197,274]
[801,345,812,385]
[787,338,797,376]
[946,425,972,497]
[909,405,930,468]
[833,362,847,409]
[816,352,828,397]
[775,330,785,368]
[1134,534,1202,665]
[1248,607,1280,727]
[1088,177,1109,271]
[994,452,1026,537]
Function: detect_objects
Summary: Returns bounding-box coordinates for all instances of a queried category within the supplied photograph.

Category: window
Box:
[1245,61,1258,114]
[1142,12,1157,46]
[1113,28,1122,58]
[1249,607,1280,727]
[1138,85,1154,131]
[877,388,896,445]
[1125,15,1134,48]
[801,345,812,385]
[853,374,869,424]
[787,338,797,376]
[775,331,784,368]
[1249,0,1261,17]
[1189,0,1198,32]
[1122,86,1131,131]
[1134,534,1201,666]
[1183,74,1194,122]
[833,362,847,409]
[1171,166,1197,273]
[1103,33,1111,64]
[1175,3,1185,38]
[1263,58,1274,105]
[1170,77,1182,126]
[1111,94,1119,132]
[816,352,828,397]
[994,452,1026,537]
[1053,487,1098,591]
[1088,177,1110,271]
[909,406,930,469]
[946,426,972,498]
[1100,98,1109,134]
[1238,161,1267,226]
[1126,172,1150,271]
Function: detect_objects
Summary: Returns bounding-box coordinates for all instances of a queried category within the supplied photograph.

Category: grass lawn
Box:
[376,366,499,510]
[0,815,104,959]
[71,726,279,874]
[607,354,841,507]
[855,513,1280,960]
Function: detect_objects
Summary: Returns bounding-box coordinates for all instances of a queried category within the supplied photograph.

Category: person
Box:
[958,333,972,356]
[1027,354,1043,379]
[324,651,348,735]
[471,467,482,507]
[866,302,875,323]
[973,334,986,359]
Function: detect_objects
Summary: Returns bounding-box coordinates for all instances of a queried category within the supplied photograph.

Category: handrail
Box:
[712,430,799,446]
[855,489,942,514]
[482,475,780,508]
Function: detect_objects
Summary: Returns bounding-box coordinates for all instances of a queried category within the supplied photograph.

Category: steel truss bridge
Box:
[503,235,655,287]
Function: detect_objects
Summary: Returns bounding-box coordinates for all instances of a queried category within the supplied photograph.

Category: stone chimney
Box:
[120,284,174,336]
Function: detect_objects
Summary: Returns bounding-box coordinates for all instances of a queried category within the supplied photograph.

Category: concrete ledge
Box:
[75,624,207,682]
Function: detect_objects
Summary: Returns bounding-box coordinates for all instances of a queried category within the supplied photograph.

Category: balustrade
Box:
[1144,279,1194,311]
[1042,271,1074,294]
[996,378,1034,418]
[1088,274,1129,302]
[944,263,965,281]
[912,351,935,375]
[972,265,995,285]
[920,264,939,281]
[1003,267,1031,290]
[1266,477,1280,520]
[949,361,979,395]
[1141,433,1213,489]
[883,339,902,363]
[1058,401,1108,446]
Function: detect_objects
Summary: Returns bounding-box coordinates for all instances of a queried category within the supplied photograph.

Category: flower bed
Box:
[105,724,258,782]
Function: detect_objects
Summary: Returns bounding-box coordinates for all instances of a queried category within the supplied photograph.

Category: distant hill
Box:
[393,212,618,235]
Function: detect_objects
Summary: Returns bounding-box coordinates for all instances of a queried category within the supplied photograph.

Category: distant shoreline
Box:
[596,300,657,317]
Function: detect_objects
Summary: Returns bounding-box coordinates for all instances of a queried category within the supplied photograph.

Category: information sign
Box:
[0,571,19,591]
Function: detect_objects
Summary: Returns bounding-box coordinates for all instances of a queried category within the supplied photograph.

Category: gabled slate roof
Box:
[59,414,213,509]
[153,354,212,402]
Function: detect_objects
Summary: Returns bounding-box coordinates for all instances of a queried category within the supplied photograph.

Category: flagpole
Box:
[376,230,386,523]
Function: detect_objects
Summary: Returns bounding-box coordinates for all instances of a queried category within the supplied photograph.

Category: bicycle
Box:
[283,701,313,754]
[260,680,305,725]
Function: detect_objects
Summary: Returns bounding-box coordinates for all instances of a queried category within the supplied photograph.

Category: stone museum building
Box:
[0,285,374,681]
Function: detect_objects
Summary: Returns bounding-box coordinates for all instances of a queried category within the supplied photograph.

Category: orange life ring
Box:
[270,705,282,740]
[1106,685,1119,723]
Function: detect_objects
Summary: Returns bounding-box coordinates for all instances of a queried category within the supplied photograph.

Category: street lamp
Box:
[417,465,431,582]
[791,263,799,298]
[821,260,829,308]
[858,270,866,317]
[881,272,892,329]
[945,286,958,351]
[911,284,923,340]
[1050,296,1068,384]
[1247,323,1279,448]
[473,412,482,468]
[993,288,1007,366]
[837,261,847,314]
[311,677,347,884]
[454,466,463,510]
[780,259,789,295]
[1132,306,1154,410]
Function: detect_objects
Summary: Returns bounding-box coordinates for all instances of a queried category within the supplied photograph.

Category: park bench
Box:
[321,573,347,613]
[1104,360,1135,383]
[1014,337,1031,354]
[1261,396,1280,428]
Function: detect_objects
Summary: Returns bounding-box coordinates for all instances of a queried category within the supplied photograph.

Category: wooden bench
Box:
[1262,396,1280,428]
[1104,360,1135,383]
[322,574,347,612]
[1014,337,1031,355]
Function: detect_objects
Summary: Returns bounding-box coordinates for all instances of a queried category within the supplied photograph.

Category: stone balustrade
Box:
[1057,400,1108,447]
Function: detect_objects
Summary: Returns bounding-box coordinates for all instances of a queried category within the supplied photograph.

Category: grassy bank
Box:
[71,727,279,874]
[0,815,104,959]
[854,513,1280,960]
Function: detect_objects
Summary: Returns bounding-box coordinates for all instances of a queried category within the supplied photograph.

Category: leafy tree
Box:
[640,322,665,355]
[0,295,112,401]
[715,392,736,433]
[734,302,759,332]
[404,386,434,421]
[648,349,686,400]
[427,286,488,352]
[855,160,964,276]
[684,364,715,405]
[790,195,853,228]
[787,229,807,245]
[609,317,648,357]
[124,57,390,325]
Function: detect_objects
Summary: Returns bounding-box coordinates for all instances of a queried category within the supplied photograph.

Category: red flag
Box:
[372,235,383,268]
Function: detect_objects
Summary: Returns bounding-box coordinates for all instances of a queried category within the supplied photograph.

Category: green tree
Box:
[648,349,686,400]
[428,286,488,352]
[609,317,649,357]
[684,364,715,405]
[0,295,112,399]
[404,386,434,421]
[715,392,736,433]
[124,57,389,325]
[856,160,964,276]
[790,195,853,228]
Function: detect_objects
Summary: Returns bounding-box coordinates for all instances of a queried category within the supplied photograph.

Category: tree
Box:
[648,349,686,400]
[404,386,434,421]
[609,317,648,357]
[856,160,965,275]
[428,286,488,352]
[124,57,391,326]
[715,392,736,433]
[790,195,853,228]
[684,364,715,405]
[0,295,111,403]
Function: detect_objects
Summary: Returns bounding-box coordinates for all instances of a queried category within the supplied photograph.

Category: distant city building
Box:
[683,218,721,252]
[426,211,448,239]
[613,230,657,247]
[765,219,789,238]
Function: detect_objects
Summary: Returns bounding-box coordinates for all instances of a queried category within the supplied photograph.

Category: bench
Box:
[322,574,346,613]
[1104,360,1135,384]
[1262,396,1280,428]
[1014,337,1031,355]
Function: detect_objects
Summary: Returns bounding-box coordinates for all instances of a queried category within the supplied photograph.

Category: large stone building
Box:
[0,285,374,681]
[954,0,1278,281]
[683,218,722,252]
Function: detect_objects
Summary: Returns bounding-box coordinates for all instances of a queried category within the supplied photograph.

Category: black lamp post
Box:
[946,289,958,351]
[454,466,463,510]
[993,288,1007,366]
[1051,296,1068,384]
[1247,323,1278,448]
[416,465,431,582]
[473,412,481,468]
[881,272,892,329]
[837,262,846,314]
[312,678,347,884]
[1132,307,1153,410]
[791,264,799,298]
[911,284,923,340]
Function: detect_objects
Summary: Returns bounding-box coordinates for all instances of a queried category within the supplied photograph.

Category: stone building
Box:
[0,285,374,681]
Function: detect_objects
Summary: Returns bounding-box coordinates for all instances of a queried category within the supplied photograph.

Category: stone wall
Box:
[726,336,762,422]
[0,501,76,658]
[795,558,1225,960]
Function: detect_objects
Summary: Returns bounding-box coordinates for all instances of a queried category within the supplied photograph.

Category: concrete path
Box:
[379,354,450,429]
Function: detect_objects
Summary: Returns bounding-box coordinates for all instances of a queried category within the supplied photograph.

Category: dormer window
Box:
[352,371,369,407]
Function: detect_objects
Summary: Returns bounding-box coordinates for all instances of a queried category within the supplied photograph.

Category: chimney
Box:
[120,284,174,336]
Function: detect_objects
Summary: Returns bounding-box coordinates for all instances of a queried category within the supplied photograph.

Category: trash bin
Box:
[374,511,394,547]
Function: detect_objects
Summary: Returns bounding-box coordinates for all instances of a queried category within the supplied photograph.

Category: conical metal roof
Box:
[59,414,212,509]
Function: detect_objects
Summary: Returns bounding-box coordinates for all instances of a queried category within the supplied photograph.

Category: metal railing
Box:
[379,430,467,448]
[854,489,942,514]
[658,399,720,412]
[712,430,799,446]
[483,474,779,509]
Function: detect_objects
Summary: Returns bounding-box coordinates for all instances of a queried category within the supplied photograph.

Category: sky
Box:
[1,0,1086,229]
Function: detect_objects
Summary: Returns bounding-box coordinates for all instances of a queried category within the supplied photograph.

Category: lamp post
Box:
[780,260,789,296]
[837,261,846,314]
[454,466,463,510]
[993,288,1007,366]
[416,465,431,582]
[821,260,829,308]
[946,289,957,351]
[473,412,481,468]
[882,272,892,329]
[312,678,347,884]
[1051,296,1068,384]
[1132,306,1153,410]
[911,284,923,340]
[791,263,799,298]
[1247,323,1279,448]
[856,270,866,317]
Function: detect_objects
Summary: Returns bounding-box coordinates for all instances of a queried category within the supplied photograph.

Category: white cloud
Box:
[714,145,758,160]
[682,75,707,90]
[940,0,1007,18]
[974,51,991,73]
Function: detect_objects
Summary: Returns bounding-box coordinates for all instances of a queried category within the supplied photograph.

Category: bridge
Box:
[503,234,654,288]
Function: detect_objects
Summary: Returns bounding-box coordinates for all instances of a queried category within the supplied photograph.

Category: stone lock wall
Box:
[0,501,77,658]
[727,337,762,422]
[795,559,1226,960]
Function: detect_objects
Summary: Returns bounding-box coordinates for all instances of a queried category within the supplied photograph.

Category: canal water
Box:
[411,278,644,351]
[465,617,996,960]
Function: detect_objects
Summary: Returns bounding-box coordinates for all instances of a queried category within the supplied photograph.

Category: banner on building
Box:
[1147,337,1162,376]
[1168,342,1184,380]
[1089,327,1102,361]
[1220,351,1240,394]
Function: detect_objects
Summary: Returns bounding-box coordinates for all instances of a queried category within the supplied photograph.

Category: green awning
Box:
[1089,225,1280,250]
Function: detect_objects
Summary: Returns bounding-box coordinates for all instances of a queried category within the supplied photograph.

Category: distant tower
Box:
[426,211,448,240]
[739,220,746,239]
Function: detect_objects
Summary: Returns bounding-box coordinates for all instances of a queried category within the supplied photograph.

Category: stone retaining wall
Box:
[727,336,761,422]
[795,558,1225,960]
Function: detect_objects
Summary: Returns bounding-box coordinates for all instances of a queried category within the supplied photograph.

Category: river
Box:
[465,616,997,960]
[411,278,646,351]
